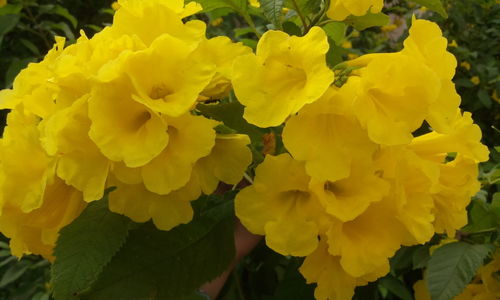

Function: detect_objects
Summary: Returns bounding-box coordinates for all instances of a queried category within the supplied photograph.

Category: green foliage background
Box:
[0,0,498,299]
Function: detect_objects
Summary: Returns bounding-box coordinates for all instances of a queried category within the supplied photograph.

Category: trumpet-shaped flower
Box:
[327,0,384,21]
[235,154,327,256]
[351,54,440,145]
[40,97,111,202]
[89,75,169,168]
[410,111,490,163]
[283,84,377,182]
[113,0,205,46]
[194,37,252,100]
[194,134,252,194]
[326,198,406,277]
[300,239,389,300]
[108,175,201,231]
[232,27,334,127]
[0,109,54,213]
[0,177,86,260]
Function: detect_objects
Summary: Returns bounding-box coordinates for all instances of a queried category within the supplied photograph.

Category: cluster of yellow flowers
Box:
[234,18,489,300]
[0,0,253,260]
[414,251,500,300]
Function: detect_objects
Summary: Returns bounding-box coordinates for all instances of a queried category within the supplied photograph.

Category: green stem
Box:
[290,0,308,33]
[242,12,261,38]
[233,270,245,300]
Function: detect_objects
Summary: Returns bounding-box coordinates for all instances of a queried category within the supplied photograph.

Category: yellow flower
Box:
[0,110,55,213]
[235,154,327,256]
[111,1,121,10]
[347,53,359,60]
[194,134,252,194]
[350,53,440,145]
[402,18,460,133]
[493,90,500,104]
[448,39,458,47]
[232,27,334,127]
[113,0,205,46]
[194,37,252,100]
[471,76,480,85]
[0,177,86,260]
[460,61,471,70]
[300,239,386,300]
[40,97,111,203]
[326,197,406,277]
[108,174,201,231]
[374,147,438,245]
[327,0,384,21]
[249,0,260,8]
[341,40,352,48]
[283,85,377,183]
[109,134,252,230]
[88,75,170,168]
[210,17,223,27]
[381,24,398,32]
[479,251,500,297]
[0,0,6,8]
[410,111,490,163]
[431,157,481,236]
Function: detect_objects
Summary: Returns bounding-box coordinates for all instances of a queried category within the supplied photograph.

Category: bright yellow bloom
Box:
[194,134,252,194]
[402,18,460,133]
[235,154,327,256]
[341,40,352,48]
[479,251,500,297]
[88,75,170,168]
[374,147,439,245]
[300,239,387,300]
[350,54,440,145]
[431,157,481,236]
[110,134,252,230]
[347,53,359,60]
[283,85,377,183]
[232,27,334,127]
[448,39,458,47]
[194,37,252,100]
[111,1,121,10]
[108,174,200,231]
[381,24,398,32]
[326,197,406,277]
[0,177,86,260]
[471,76,481,85]
[210,17,223,27]
[113,0,205,46]
[119,34,216,117]
[461,61,471,70]
[410,111,490,163]
[327,0,384,21]
[0,110,55,213]
[40,97,111,203]
[249,0,260,8]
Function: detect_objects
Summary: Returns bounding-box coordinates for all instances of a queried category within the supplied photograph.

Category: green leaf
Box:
[322,22,346,45]
[19,38,41,56]
[52,195,132,300]
[282,21,302,35]
[0,4,23,16]
[188,0,247,13]
[344,12,390,31]
[0,261,30,288]
[85,197,236,300]
[411,0,448,18]
[39,4,78,28]
[427,242,494,300]
[197,102,265,144]
[477,89,492,109]
[261,0,285,27]
[412,245,430,270]
[379,275,412,300]
[285,0,321,16]
[0,14,20,37]
[463,199,499,232]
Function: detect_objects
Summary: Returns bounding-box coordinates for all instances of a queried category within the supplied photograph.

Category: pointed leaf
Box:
[52,196,132,300]
[427,242,494,300]
[411,0,448,18]
[85,197,236,300]
[261,0,285,27]
[344,12,390,31]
